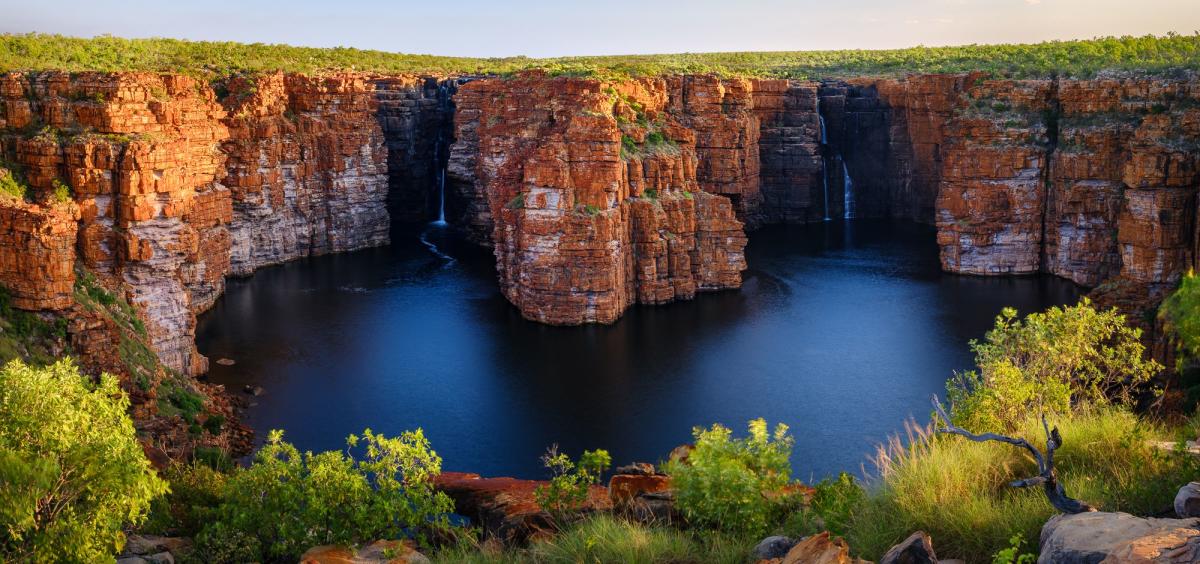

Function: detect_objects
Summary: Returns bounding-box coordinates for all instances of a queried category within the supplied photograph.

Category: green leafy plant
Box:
[665,418,796,537]
[0,359,167,562]
[506,192,525,210]
[992,533,1036,564]
[50,178,72,204]
[0,168,26,201]
[785,471,864,538]
[534,445,611,524]
[947,299,1160,432]
[196,428,453,562]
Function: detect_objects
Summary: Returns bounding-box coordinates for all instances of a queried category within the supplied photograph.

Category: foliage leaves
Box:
[666,418,796,537]
[947,299,1160,432]
[0,359,167,562]
[195,428,454,562]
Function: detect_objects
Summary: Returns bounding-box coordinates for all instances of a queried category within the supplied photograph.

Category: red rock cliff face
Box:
[447,75,747,324]
[929,75,1200,294]
[220,73,390,277]
[0,71,398,375]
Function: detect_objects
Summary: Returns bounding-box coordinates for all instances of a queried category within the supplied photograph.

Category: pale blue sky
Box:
[3,0,1199,58]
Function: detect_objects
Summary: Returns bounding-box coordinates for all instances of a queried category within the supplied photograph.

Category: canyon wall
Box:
[2,68,1198,375]
[447,74,747,324]
[0,71,433,376]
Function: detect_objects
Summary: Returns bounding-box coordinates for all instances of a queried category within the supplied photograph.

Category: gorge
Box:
[1,67,1198,473]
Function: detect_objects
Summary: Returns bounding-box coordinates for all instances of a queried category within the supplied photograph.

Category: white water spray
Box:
[843,161,855,220]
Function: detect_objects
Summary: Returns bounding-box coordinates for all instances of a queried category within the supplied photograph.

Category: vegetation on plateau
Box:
[2,32,1200,80]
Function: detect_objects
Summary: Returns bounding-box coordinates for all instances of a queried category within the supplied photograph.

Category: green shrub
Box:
[534,446,611,522]
[142,463,228,537]
[784,471,864,538]
[643,188,658,199]
[992,534,1037,564]
[843,408,1200,561]
[197,428,453,562]
[0,359,167,561]
[947,299,1159,432]
[621,134,638,156]
[1161,271,1200,363]
[0,168,26,201]
[50,178,72,204]
[665,418,796,537]
[506,192,525,210]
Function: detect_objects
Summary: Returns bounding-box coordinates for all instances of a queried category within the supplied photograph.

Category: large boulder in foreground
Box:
[1039,511,1200,564]
[756,531,869,564]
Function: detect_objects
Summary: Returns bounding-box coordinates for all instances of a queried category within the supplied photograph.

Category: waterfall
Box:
[436,167,446,225]
[822,161,831,221]
[843,162,855,220]
[818,114,827,145]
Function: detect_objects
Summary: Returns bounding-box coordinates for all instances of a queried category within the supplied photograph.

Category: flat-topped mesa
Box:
[447,74,748,324]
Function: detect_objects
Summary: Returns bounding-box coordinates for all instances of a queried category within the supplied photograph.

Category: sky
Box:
[2,0,1200,58]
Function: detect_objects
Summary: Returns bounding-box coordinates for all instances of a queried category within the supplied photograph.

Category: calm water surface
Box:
[197,220,1079,481]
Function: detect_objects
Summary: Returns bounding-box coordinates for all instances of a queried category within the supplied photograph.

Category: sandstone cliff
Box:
[447,75,747,324]
[2,68,1199,378]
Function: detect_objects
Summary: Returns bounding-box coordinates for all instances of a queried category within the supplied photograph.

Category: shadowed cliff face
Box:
[1,70,1199,378]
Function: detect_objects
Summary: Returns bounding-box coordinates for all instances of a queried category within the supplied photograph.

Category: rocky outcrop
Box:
[0,71,397,375]
[433,471,612,543]
[1039,511,1200,564]
[931,75,1200,292]
[3,67,1199,377]
[447,74,747,324]
[753,79,825,223]
[1,71,231,375]
[0,197,78,310]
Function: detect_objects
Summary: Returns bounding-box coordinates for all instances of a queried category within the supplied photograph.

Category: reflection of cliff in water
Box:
[197,220,1079,480]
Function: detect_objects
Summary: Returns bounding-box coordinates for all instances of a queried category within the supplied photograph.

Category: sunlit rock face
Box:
[447,74,747,325]
[2,68,1197,367]
[0,71,396,375]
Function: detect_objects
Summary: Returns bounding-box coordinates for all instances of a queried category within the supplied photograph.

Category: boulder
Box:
[433,471,611,543]
[122,535,192,556]
[775,531,869,564]
[754,535,800,560]
[1039,511,1200,564]
[299,540,429,564]
[1175,482,1200,518]
[879,531,938,564]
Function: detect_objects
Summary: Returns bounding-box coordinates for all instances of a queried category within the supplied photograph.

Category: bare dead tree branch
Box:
[931,395,1095,514]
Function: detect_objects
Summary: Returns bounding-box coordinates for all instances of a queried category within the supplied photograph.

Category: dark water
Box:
[197,220,1079,481]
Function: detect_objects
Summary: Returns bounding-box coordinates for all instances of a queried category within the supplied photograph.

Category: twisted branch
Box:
[931,396,1095,514]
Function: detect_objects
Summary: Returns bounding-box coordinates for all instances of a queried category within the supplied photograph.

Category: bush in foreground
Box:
[666,418,797,537]
[839,408,1199,561]
[947,299,1159,433]
[193,428,453,562]
[0,359,167,561]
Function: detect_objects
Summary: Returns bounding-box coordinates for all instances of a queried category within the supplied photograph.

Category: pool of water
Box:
[197,220,1079,481]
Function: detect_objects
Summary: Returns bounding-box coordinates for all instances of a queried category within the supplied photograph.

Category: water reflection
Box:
[197,220,1079,480]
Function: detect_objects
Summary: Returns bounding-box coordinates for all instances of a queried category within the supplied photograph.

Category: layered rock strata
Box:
[0,71,400,376]
[447,75,748,324]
